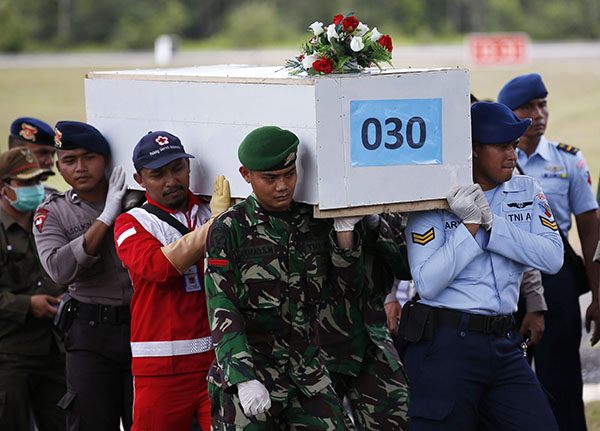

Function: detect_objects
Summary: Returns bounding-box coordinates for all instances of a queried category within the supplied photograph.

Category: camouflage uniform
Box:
[205,194,363,430]
[320,214,411,430]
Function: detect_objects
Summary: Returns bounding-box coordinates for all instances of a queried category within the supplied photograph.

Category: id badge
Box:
[183,265,202,293]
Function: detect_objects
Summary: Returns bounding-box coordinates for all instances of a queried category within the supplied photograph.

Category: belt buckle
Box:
[485,316,505,334]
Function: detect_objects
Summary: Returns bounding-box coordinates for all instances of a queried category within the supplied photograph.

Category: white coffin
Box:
[85,65,472,216]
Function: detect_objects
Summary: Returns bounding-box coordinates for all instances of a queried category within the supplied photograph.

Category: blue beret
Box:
[471,102,531,145]
[132,131,194,172]
[497,73,548,110]
[54,121,110,155]
[10,117,54,146]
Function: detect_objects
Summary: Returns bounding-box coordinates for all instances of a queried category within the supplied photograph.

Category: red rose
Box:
[342,16,359,33]
[333,14,343,27]
[313,57,333,74]
[377,35,393,52]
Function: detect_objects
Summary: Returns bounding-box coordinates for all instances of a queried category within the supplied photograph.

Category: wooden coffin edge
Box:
[313,198,449,219]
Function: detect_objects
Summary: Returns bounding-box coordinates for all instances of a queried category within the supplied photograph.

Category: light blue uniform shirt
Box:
[517,136,598,233]
[407,175,564,316]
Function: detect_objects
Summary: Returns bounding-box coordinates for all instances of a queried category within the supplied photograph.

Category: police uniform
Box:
[500,73,598,429]
[403,102,564,430]
[0,148,65,431]
[33,122,133,431]
[319,214,410,431]
[205,126,362,430]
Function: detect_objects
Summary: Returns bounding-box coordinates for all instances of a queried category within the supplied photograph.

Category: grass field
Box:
[1,51,600,425]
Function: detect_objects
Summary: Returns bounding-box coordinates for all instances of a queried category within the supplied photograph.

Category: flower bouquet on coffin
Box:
[285,13,393,75]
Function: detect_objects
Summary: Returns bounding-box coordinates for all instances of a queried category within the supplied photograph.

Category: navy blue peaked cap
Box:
[497,73,548,110]
[471,102,531,144]
[10,117,55,146]
[54,121,110,155]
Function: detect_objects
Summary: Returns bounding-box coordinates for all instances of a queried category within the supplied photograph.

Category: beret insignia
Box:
[412,227,435,245]
[19,123,38,142]
[54,128,63,148]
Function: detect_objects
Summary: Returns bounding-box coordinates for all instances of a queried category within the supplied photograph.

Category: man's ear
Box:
[133,172,145,188]
[239,166,251,184]
[472,142,480,159]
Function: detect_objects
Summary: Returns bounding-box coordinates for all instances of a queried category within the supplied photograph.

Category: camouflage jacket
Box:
[319,213,411,376]
[204,194,363,401]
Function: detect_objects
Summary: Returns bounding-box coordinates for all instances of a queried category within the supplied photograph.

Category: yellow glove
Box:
[210,175,231,220]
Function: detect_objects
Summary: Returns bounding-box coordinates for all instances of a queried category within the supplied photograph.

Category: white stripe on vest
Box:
[131,336,214,357]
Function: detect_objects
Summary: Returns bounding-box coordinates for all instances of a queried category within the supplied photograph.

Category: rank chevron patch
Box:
[539,216,558,231]
[412,227,435,245]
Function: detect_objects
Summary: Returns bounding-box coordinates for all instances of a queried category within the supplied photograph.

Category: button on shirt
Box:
[406,175,563,315]
[517,136,598,232]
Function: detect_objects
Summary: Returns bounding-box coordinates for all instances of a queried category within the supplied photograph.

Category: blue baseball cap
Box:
[54,121,110,155]
[10,117,54,146]
[132,131,194,172]
[497,73,548,110]
[471,102,531,144]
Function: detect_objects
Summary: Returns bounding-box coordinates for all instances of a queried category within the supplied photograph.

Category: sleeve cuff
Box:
[70,234,100,267]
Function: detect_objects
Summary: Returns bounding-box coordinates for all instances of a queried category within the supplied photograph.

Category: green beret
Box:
[238,126,299,171]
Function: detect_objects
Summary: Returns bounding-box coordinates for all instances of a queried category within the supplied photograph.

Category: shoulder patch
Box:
[412,227,435,245]
[539,216,558,231]
[33,208,49,233]
[557,143,579,155]
[208,258,228,267]
[209,222,229,250]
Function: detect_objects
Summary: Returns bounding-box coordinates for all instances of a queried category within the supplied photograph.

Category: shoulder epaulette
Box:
[556,143,580,155]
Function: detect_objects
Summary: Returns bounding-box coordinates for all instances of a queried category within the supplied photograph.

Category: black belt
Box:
[434,307,514,335]
[73,300,130,325]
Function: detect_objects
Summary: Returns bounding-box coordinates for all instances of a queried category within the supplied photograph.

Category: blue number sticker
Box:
[350,98,442,167]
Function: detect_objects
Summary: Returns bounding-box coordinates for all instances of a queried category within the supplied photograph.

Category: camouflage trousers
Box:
[330,344,409,431]
[209,380,354,431]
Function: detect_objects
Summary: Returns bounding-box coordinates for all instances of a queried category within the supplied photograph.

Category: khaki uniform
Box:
[33,189,134,431]
[0,207,65,431]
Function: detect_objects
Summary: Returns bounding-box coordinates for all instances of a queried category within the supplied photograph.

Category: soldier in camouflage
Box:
[205,126,364,430]
[319,212,411,430]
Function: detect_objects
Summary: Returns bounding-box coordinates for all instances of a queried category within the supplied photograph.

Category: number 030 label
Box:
[350,98,442,167]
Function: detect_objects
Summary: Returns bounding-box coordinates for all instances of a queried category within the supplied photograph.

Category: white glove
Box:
[237,379,271,417]
[97,165,128,226]
[446,184,482,225]
[473,188,493,231]
[333,215,363,232]
[365,214,381,230]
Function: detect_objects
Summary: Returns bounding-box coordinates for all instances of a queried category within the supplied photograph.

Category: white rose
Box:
[355,22,369,37]
[370,27,382,42]
[327,25,339,41]
[309,21,324,36]
[350,36,365,52]
[302,54,319,70]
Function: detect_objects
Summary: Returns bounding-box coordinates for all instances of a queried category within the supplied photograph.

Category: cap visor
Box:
[10,168,54,180]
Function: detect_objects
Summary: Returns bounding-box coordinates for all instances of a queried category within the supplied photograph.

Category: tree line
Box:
[0,0,598,52]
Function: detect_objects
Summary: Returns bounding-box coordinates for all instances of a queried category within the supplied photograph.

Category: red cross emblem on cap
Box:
[155,136,169,146]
